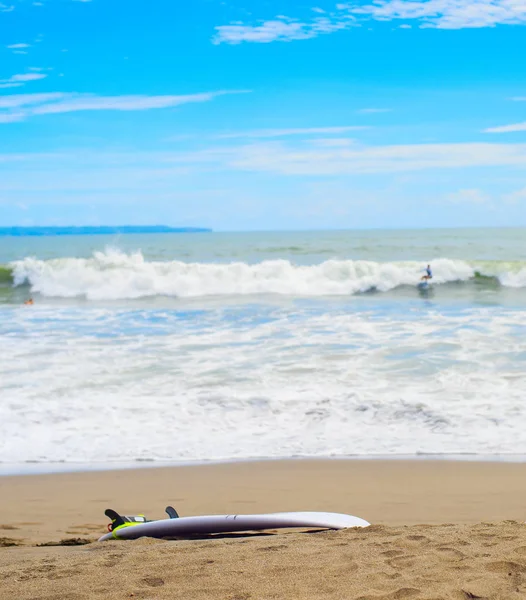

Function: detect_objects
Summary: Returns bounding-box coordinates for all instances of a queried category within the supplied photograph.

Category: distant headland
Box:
[0,226,212,237]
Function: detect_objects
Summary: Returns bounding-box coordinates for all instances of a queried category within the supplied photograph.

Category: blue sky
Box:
[1,0,526,230]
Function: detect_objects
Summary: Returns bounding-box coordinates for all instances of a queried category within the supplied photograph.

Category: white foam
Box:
[2,304,526,464]
[499,266,526,288]
[10,249,510,300]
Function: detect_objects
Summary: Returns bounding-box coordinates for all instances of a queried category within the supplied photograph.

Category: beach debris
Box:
[0,537,21,547]
[37,538,91,547]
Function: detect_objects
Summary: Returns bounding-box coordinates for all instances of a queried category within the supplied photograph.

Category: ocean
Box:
[1,228,526,471]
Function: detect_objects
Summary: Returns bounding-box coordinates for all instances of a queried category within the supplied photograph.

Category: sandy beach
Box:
[1,459,526,599]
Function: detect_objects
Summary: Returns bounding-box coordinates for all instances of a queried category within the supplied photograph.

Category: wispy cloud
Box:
[215,1,526,44]
[7,43,31,49]
[0,93,66,109]
[220,141,526,175]
[349,0,526,29]
[3,142,526,182]
[0,73,47,87]
[0,90,249,123]
[309,138,356,147]
[0,3,15,12]
[0,112,25,123]
[218,126,368,139]
[446,188,491,204]
[214,14,355,44]
[484,122,526,133]
[504,186,526,204]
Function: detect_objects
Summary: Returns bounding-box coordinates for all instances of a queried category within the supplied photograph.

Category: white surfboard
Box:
[98,511,370,541]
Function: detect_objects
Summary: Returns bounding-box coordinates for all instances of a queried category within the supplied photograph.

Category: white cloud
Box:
[214,14,355,44]
[309,138,356,147]
[0,112,25,122]
[33,92,242,115]
[0,83,23,89]
[504,186,526,204]
[3,143,526,196]
[0,90,249,122]
[221,141,526,175]
[134,140,526,176]
[0,73,47,88]
[0,3,14,12]
[218,126,368,139]
[0,93,66,109]
[484,122,526,133]
[7,43,31,49]
[351,0,526,29]
[446,188,491,204]
[215,1,526,44]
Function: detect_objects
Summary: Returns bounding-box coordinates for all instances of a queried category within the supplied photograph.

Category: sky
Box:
[1,0,526,231]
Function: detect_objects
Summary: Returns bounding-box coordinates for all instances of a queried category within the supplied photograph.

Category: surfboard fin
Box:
[105,509,149,532]
[165,506,180,519]
[105,509,126,531]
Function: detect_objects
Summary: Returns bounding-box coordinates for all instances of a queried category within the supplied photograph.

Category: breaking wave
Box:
[6,249,526,300]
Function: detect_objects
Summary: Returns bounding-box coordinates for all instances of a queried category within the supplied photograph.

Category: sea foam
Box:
[10,249,526,300]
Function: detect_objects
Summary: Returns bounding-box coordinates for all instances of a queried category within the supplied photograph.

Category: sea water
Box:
[1,228,526,468]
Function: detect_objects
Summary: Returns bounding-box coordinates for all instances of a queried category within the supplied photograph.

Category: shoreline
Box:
[3,452,526,477]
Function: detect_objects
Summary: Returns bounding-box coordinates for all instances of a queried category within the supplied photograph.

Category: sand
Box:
[1,459,526,599]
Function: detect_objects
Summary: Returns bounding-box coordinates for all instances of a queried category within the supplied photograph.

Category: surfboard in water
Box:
[98,507,370,541]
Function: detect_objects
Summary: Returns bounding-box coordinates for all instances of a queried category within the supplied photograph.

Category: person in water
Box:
[24,298,34,305]
[421,265,433,281]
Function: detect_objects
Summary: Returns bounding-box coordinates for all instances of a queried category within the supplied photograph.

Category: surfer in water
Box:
[421,265,432,281]
[24,298,34,306]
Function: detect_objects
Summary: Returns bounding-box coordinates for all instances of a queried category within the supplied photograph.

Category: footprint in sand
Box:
[386,555,416,569]
[389,589,421,600]
[405,535,429,542]
[257,544,288,552]
[486,560,526,574]
[355,588,420,600]
[142,577,165,588]
[435,547,465,560]
[382,550,404,558]
[379,571,402,580]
